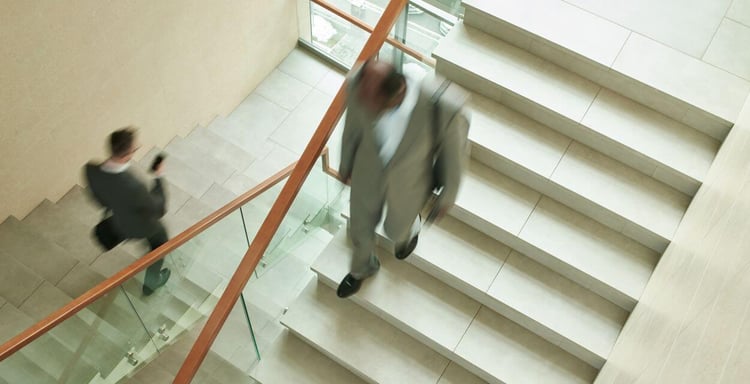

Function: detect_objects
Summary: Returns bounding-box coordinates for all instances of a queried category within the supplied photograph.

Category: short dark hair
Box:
[110,127,136,157]
[381,68,406,99]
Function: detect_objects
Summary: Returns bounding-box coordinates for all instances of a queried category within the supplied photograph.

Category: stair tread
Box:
[55,185,102,226]
[0,350,57,384]
[464,0,629,68]
[471,94,690,242]
[251,330,368,384]
[282,280,456,384]
[0,218,79,285]
[416,217,627,366]
[456,306,596,384]
[471,88,716,195]
[0,251,44,308]
[138,148,213,200]
[435,23,600,124]
[313,231,482,352]
[182,128,256,172]
[164,136,236,185]
[455,161,658,308]
[462,0,750,126]
[583,89,718,184]
[23,200,102,264]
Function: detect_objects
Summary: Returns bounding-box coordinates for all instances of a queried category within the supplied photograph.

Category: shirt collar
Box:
[101,160,131,173]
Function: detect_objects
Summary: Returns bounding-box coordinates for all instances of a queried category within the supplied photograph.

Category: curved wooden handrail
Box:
[172,0,409,382]
[0,162,296,361]
[313,0,436,67]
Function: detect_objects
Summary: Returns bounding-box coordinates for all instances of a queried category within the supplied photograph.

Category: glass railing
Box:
[303,0,459,70]
[0,154,346,383]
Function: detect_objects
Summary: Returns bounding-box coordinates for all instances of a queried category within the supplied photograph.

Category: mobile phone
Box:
[150,153,166,173]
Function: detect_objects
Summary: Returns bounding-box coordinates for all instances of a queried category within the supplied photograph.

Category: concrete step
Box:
[164,136,236,186]
[250,330,368,384]
[55,185,102,226]
[468,95,691,251]
[0,217,79,285]
[453,160,659,310]
[436,24,719,197]
[317,230,607,373]
[282,279,470,384]
[17,282,130,379]
[460,0,750,138]
[469,89,717,197]
[380,216,628,368]
[138,148,214,200]
[0,348,57,384]
[0,251,44,308]
[22,199,103,264]
[182,127,256,173]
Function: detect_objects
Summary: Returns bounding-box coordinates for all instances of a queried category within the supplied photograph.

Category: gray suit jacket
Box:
[85,163,167,239]
[340,69,470,219]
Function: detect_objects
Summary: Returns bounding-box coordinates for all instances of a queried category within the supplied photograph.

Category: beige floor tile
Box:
[269,89,335,155]
[704,18,750,80]
[455,306,597,384]
[278,48,333,87]
[313,231,481,351]
[251,330,366,384]
[582,88,719,183]
[0,253,44,308]
[551,142,690,241]
[613,33,750,125]
[435,23,600,123]
[254,69,313,111]
[564,0,731,57]
[519,197,658,307]
[56,262,106,298]
[282,280,450,384]
[464,0,630,66]
[417,215,511,293]
[729,0,750,26]
[469,93,571,178]
[489,252,628,365]
[455,160,541,237]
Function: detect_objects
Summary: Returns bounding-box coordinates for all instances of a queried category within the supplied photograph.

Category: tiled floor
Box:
[561,0,750,81]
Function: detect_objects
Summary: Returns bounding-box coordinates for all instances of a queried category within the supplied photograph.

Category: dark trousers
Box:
[143,227,169,289]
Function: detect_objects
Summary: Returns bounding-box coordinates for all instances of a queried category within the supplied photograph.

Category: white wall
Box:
[0,0,299,220]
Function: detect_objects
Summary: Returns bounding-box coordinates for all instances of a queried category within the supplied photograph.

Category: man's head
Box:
[109,127,139,163]
[357,59,407,114]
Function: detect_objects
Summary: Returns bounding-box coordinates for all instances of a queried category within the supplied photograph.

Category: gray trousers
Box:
[349,191,421,279]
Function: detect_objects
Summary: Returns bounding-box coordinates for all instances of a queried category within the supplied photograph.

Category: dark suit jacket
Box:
[85,163,167,239]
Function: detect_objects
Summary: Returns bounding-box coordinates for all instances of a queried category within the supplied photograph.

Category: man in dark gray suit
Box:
[337,59,470,298]
[86,127,171,296]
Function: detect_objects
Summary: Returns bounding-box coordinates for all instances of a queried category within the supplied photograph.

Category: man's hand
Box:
[154,161,165,177]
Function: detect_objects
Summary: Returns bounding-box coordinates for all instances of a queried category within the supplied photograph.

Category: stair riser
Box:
[440,59,699,197]
[405,252,606,368]
[449,205,637,311]
[313,269,497,382]
[471,143,669,253]
[463,5,730,140]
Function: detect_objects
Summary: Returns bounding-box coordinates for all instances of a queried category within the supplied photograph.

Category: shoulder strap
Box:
[431,79,452,152]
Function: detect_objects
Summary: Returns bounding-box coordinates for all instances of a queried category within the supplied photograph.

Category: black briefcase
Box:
[94,216,123,251]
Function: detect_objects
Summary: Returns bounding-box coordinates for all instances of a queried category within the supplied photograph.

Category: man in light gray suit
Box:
[86,127,171,296]
[337,59,470,298]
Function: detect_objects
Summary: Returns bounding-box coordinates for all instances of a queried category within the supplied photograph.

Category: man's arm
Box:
[339,62,366,182]
[433,108,470,217]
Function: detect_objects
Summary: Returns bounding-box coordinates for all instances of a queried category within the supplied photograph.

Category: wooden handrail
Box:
[172,0,409,382]
[0,162,295,361]
[312,0,436,67]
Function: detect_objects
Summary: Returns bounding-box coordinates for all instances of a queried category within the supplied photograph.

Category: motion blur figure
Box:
[337,59,470,298]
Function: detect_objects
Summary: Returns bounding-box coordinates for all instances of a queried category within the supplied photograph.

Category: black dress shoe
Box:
[395,234,419,260]
[337,274,363,298]
[142,269,172,296]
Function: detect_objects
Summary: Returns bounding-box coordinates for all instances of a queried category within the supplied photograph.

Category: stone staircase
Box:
[0,114,293,383]
[249,1,750,383]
